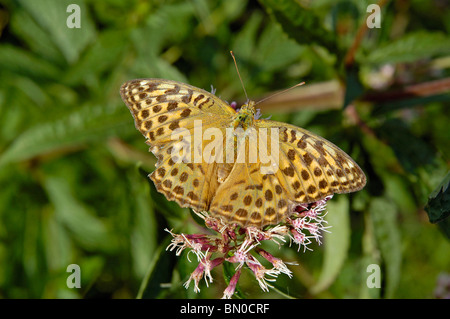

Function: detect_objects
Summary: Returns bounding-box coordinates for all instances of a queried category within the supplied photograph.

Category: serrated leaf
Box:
[375,118,436,174]
[232,12,304,78]
[369,198,401,298]
[63,29,128,86]
[425,172,450,224]
[310,196,350,294]
[364,31,450,64]
[258,0,337,53]
[0,45,61,80]
[0,102,130,167]
[18,0,96,64]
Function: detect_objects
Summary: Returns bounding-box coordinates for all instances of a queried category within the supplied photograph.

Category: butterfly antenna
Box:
[254,82,306,106]
[230,51,249,102]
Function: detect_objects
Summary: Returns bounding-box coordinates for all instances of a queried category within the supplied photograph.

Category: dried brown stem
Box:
[257,77,450,112]
[257,80,344,112]
[361,77,450,103]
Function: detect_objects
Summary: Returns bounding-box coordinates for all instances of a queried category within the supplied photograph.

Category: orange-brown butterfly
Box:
[120,78,366,229]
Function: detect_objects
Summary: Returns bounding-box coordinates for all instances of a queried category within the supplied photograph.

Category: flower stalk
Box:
[165,195,333,298]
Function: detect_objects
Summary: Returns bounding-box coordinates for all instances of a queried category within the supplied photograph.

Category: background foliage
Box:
[0,0,449,299]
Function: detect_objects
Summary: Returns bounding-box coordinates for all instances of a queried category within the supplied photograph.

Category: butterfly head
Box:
[233,100,256,130]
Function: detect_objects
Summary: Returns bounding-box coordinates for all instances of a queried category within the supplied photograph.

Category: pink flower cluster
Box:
[165,195,333,298]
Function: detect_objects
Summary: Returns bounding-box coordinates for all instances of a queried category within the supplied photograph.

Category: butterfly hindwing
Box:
[258,119,366,203]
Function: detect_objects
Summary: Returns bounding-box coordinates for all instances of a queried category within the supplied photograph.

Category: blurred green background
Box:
[0,0,449,299]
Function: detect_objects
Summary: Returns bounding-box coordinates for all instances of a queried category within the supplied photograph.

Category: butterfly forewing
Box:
[120,79,235,140]
[121,79,235,213]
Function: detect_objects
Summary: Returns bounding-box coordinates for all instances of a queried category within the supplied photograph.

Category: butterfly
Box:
[120,78,366,229]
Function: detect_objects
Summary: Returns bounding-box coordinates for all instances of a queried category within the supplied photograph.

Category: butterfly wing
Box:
[209,118,366,228]
[209,129,289,228]
[210,163,289,228]
[120,78,235,211]
[120,78,236,140]
[258,119,366,201]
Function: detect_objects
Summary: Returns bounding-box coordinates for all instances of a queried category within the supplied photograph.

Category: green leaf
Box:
[42,209,73,271]
[189,209,207,227]
[258,0,337,53]
[343,65,365,108]
[231,11,262,63]
[139,167,185,221]
[77,256,105,294]
[10,7,65,64]
[364,31,450,64]
[129,172,158,278]
[232,12,304,77]
[310,196,350,294]
[137,236,177,299]
[18,0,96,64]
[0,45,61,80]
[369,198,401,298]
[43,176,117,252]
[270,272,299,299]
[0,102,130,167]
[63,29,128,86]
[375,118,436,174]
[437,217,450,241]
[425,172,450,236]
